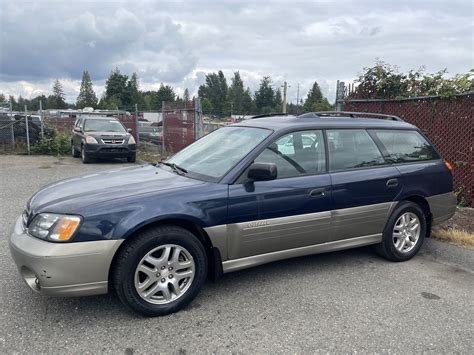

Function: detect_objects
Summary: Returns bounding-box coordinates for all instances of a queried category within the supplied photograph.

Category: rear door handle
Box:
[386,178,399,188]
[309,188,326,197]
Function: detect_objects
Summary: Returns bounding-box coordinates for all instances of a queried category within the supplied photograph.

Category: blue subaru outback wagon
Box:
[10,111,456,316]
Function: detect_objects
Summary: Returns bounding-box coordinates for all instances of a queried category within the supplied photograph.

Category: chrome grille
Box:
[101,138,125,145]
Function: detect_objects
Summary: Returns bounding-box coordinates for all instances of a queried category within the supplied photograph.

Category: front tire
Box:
[72,143,80,158]
[374,201,427,262]
[127,154,136,163]
[81,145,91,163]
[112,226,208,317]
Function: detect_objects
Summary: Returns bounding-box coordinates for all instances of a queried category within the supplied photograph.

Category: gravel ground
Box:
[0,155,473,353]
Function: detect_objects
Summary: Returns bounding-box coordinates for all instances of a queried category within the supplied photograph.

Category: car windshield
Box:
[166,126,272,181]
[84,119,125,132]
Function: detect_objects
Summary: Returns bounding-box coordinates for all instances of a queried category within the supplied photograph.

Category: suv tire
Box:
[374,201,427,262]
[127,154,136,163]
[81,145,91,164]
[72,144,80,158]
[113,226,208,317]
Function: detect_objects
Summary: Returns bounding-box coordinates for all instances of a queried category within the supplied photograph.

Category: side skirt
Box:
[222,233,382,273]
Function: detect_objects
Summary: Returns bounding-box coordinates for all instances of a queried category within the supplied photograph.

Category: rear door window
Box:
[327,129,385,171]
[371,130,439,163]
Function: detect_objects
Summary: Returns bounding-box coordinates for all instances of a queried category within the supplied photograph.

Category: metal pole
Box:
[39,99,44,138]
[161,100,165,157]
[24,105,30,154]
[10,100,15,150]
[134,103,139,145]
[282,81,288,114]
[296,83,300,115]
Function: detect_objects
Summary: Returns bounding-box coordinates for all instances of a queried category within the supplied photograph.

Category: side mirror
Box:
[74,126,81,132]
[127,128,133,133]
[248,162,277,181]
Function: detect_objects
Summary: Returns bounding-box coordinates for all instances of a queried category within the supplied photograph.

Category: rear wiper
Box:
[159,161,188,175]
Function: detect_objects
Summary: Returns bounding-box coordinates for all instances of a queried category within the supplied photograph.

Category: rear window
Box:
[327,129,385,171]
[371,130,439,163]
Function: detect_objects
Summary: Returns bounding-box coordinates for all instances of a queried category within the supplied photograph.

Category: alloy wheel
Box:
[392,212,420,253]
[134,244,195,305]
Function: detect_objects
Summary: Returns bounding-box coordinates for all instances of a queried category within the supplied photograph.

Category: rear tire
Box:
[113,226,208,317]
[81,145,91,164]
[374,201,426,262]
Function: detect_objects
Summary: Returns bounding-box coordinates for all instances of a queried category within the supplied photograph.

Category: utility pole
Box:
[296,83,300,115]
[39,99,44,138]
[282,81,288,114]
[10,99,15,150]
[24,105,30,154]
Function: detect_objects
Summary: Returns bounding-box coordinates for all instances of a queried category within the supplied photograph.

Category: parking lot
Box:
[0,155,473,353]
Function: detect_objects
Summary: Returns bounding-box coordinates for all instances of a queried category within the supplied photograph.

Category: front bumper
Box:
[84,143,136,158]
[9,216,123,297]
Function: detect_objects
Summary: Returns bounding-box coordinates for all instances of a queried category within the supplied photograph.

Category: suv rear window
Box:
[327,129,385,171]
[371,130,439,163]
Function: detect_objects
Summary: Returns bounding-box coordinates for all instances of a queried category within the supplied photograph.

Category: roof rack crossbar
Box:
[251,113,291,119]
[299,111,403,121]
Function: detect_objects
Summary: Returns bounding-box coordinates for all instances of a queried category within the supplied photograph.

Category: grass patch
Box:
[137,150,162,164]
[432,228,474,249]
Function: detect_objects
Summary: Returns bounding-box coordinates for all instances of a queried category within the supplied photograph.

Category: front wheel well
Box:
[401,195,432,237]
[108,219,222,291]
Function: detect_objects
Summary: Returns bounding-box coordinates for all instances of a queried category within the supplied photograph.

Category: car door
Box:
[327,129,402,241]
[227,129,332,259]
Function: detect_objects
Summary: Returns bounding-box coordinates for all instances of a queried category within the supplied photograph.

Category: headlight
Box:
[85,136,98,144]
[128,135,136,144]
[28,213,82,242]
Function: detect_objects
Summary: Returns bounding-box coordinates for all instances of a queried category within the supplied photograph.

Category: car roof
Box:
[230,114,416,131]
[81,115,119,121]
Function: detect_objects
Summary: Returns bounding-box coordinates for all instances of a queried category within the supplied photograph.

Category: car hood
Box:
[27,164,204,215]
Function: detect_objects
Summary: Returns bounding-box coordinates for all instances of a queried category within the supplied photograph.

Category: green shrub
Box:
[32,131,71,155]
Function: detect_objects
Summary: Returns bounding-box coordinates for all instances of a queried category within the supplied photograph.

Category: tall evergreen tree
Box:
[303,81,332,112]
[76,71,98,108]
[227,71,246,114]
[155,83,176,106]
[103,68,128,108]
[125,72,143,109]
[254,76,275,113]
[274,89,282,111]
[198,70,228,116]
[183,88,190,102]
[50,79,67,108]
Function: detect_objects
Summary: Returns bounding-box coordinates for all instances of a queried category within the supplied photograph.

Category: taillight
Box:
[444,160,453,176]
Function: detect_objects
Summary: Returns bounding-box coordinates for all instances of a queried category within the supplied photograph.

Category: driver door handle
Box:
[309,188,326,198]
[386,178,399,188]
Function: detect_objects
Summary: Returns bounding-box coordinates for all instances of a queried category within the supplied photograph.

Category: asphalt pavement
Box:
[0,155,473,353]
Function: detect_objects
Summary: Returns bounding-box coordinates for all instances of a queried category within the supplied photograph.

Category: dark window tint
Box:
[372,130,439,163]
[327,129,385,171]
[255,130,326,179]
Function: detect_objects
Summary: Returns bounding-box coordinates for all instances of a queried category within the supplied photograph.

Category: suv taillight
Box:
[444,160,453,176]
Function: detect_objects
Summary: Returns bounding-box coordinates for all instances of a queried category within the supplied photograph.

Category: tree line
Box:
[1,69,333,116]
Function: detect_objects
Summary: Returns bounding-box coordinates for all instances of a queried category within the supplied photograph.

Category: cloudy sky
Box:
[0,0,473,104]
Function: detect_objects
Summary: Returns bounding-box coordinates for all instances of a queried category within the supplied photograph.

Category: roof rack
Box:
[298,111,403,121]
[251,113,291,119]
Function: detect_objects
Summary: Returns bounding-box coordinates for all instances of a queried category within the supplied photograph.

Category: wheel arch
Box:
[108,217,223,290]
[399,195,432,237]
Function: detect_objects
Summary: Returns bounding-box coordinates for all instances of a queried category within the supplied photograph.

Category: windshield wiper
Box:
[159,161,188,175]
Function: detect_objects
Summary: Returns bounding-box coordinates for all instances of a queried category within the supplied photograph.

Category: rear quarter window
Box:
[371,130,440,163]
